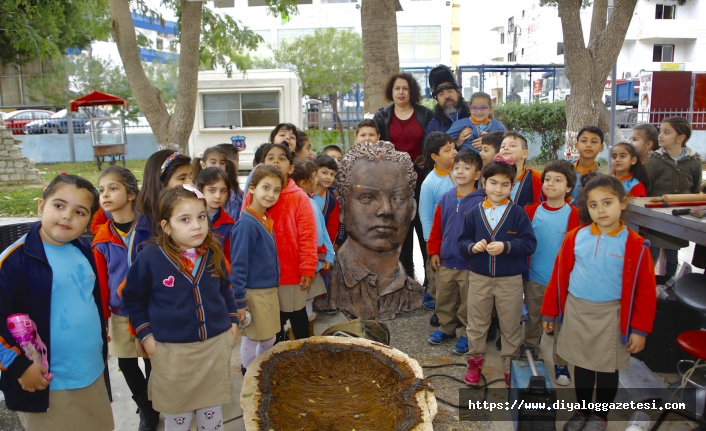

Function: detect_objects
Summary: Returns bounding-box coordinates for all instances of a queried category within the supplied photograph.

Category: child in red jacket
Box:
[541,173,656,431]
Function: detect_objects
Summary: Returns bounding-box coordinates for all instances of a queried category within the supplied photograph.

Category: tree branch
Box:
[557,0,588,79]
[588,0,608,47]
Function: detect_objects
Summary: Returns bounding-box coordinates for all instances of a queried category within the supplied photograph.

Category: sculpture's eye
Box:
[391,194,406,206]
[359,195,374,205]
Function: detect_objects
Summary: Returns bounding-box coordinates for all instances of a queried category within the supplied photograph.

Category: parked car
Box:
[3,109,54,135]
[24,108,105,135]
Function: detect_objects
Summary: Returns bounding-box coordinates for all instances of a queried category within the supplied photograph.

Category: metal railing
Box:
[611,109,706,130]
[303,107,363,130]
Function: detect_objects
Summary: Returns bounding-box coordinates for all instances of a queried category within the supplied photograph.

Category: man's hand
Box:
[143,336,157,359]
[542,320,554,334]
[486,241,505,255]
[472,239,488,254]
[18,363,50,393]
[300,275,313,290]
[430,255,441,271]
[626,333,646,354]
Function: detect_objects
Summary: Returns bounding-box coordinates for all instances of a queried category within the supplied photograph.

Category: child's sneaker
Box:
[428,330,456,345]
[464,356,484,385]
[422,292,435,310]
[505,373,510,388]
[452,336,468,355]
[520,303,529,323]
[582,414,608,431]
[563,412,588,431]
[555,365,571,386]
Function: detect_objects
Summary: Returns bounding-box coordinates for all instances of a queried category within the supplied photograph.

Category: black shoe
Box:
[656,275,668,285]
[429,313,440,327]
[133,392,160,431]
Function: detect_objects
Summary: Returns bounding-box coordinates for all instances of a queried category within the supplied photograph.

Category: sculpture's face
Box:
[342,161,415,253]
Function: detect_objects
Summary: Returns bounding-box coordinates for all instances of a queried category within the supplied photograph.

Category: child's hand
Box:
[106,327,111,343]
[237,307,249,324]
[430,255,441,272]
[472,239,488,254]
[18,363,50,393]
[542,320,554,334]
[334,244,340,253]
[626,333,646,353]
[486,241,505,255]
[321,261,332,271]
[229,323,240,346]
[143,336,157,359]
[135,338,148,359]
[471,136,484,149]
[300,275,312,290]
[455,127,472,147]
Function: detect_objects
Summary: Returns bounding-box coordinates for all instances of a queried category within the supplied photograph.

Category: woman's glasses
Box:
[470,106,490,112]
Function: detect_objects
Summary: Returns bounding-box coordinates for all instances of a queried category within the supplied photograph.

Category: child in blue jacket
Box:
[0,175,113,430]
[447,92,506,153]
[458,160,536,388]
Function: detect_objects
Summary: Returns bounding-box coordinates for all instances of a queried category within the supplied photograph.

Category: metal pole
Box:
[610,63,617,147]
[67,111,76,163]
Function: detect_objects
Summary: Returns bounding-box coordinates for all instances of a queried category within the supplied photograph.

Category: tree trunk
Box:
[109,0,202,152]
[361,0,401,116]
[330,93,346,149]
[557,0,637,155]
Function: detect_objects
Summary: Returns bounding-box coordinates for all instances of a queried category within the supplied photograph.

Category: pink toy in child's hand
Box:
[6,314,54,380]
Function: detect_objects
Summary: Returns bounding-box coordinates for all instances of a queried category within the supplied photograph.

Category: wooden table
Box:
[624,198,706,246]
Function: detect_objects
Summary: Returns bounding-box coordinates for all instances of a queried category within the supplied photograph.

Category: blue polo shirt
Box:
[568,223,627,302]
[44,242,104,390]
[529,203,573,286]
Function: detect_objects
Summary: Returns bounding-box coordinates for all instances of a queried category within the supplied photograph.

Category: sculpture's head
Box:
[336,141,417,253]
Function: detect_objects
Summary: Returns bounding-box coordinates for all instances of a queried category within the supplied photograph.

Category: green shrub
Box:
[494,101,566,162]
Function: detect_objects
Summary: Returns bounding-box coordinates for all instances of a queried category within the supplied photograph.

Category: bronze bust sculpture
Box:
[316,141,424,320]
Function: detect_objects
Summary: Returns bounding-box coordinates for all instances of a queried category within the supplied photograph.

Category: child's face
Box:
[355,127,380,144]
[38,184,94,246]
[482,174,513,205]
[264,147,294,178]
[500,137,528,166]
[469,97,492,122]
[296,139,314,160]
[161,198,209,251]
[576,131,604,161]
[542,171,571,201]
[250,175,283,210]
[273,128,297,152]
[317,167,336,189]
[479,144,498,167]
[323,149,343,164]
[586,186,626,233]
[166,165,192,188]
[630,130,652,156]
[201,153,227,171]
[659,122,684,149]
[453,161,481,187]
[202,179,229,212]
[611,146,636,176]
[99,174,134,214]
[432,142,457,170]
[298,172,318,195]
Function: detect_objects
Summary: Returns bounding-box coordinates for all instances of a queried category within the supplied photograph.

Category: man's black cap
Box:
[429,65,459,97]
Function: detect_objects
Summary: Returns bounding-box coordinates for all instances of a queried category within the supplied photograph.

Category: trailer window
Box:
[202,92,280,129]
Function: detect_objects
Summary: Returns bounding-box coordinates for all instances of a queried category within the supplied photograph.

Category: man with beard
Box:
[425,65,471,142]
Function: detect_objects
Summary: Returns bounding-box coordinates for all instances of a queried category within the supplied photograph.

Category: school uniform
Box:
[0,223,112,430]
[612,173,646,198]
[447,118,507,153]
[308,198,334,300]
[571,160,598,201]
[542,222,657,372]
[458,198,537,373]
[224,187,243,222]
[427,187,486,336]
[210,207,235,263]
[312,187,341,246]
[123,243,238,414]
[511,167,543,208]
[523,202,580,362]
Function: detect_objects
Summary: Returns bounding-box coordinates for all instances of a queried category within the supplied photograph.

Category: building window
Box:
[522,10,525,17]
[653,44,674,62]
[202,92,280,128]
[508,52,516,62]
[169,40,177,51]
[398,26,441,62]
[557,42,564,55]
[500,33,504,44]
[521,48,524,55]
[156,38,164,51]
[655,4,676,19]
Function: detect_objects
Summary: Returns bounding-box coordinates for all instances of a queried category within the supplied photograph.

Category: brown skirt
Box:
[306,273,327,300]
[148,330,235,414]
[557,295,630,373]
[109,313,138,358]
[278,283,307,313]
[17,375,114,431]
[242,287,280,341]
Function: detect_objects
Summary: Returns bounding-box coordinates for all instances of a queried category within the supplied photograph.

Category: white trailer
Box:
[188,69,302,170]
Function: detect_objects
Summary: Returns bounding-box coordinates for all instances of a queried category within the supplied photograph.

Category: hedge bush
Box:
[493,101,566,162]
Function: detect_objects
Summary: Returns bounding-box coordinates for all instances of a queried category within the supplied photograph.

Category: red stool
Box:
[678,331,706,361]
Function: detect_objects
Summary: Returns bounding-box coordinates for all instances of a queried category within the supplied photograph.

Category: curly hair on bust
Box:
[335,141,417,201]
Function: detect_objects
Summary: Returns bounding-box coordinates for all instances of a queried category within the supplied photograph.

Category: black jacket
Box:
[426,102,471,134]
[372,103,434,142]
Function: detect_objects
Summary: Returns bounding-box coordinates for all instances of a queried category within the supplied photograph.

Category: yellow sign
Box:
[660,63,686,71]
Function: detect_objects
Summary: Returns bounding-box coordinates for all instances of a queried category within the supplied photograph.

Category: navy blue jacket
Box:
[425,103,472,134]
[0,223,107,412]
[229,210,280,309]
[458,201,537,277]
[123,243,238,343]
[434,188,486,270]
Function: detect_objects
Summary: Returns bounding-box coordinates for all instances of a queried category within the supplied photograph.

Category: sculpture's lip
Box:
[370,225,396,231]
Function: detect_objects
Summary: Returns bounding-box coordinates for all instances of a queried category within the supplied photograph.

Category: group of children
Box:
[0,101,700,431]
